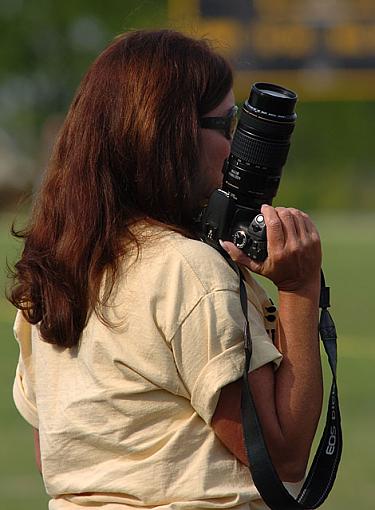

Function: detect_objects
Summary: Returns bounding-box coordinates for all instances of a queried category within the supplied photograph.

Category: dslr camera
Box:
[200,82,297,261]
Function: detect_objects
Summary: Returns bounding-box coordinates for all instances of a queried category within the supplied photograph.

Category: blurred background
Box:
[0,1,374,508]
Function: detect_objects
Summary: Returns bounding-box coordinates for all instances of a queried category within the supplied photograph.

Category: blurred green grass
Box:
[1,210,374,509]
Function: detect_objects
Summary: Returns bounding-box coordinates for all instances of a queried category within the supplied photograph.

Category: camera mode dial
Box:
[233,230,249,249]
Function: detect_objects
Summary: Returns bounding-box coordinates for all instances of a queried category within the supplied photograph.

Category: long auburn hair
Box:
[9,29,233,347]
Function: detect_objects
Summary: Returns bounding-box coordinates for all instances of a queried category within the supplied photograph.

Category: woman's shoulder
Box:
[160,230,239,294]
[127,223,239,295]
[114,226,242,341]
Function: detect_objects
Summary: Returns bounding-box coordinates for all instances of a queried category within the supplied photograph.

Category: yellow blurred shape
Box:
[326,24,375,57]
[253,0,301,22]
[251,24,316,58]
[356,0,375,17]
[167,0,241,56]
[193,19,243,56]
[168,0,199,20]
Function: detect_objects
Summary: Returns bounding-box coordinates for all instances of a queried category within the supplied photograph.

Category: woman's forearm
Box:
[273,281,323,479]
[212,280,324,480]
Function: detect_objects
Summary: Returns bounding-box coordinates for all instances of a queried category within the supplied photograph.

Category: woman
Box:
[10,30,323,509]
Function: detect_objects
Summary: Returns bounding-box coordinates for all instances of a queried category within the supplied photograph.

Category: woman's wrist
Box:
[276,271,321,296]
[277,281,320,296]
[277,278,321,333]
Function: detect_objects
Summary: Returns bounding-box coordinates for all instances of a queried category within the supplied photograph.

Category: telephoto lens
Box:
[222,82,297,215]
[199,82,297,261]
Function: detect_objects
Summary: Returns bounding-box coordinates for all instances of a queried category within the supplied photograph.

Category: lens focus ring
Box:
[231,130,290,168]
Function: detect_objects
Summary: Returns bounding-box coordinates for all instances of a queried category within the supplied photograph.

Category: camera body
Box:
[201,188,268,260]
[200,82,297,261]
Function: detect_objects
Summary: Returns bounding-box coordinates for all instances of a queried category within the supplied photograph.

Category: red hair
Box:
[9,29,233,347]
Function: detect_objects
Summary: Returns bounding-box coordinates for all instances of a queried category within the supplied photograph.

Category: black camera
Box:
[200,82,297,261]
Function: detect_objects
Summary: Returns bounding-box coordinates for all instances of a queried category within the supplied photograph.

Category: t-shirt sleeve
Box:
[12,311,39,429]
[170,289,282,425]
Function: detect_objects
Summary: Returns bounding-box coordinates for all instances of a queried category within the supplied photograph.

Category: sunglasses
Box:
[199,105,238,140]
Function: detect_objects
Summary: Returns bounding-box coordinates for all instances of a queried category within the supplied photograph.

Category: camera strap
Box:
[228,261,342,510]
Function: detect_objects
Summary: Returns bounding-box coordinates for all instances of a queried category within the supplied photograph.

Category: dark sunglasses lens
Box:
[227,108,238,139]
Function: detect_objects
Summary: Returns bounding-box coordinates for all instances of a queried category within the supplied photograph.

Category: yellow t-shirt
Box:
[13,226,282,510]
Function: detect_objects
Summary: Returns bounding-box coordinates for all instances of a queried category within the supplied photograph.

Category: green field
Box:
[1,211,374,509]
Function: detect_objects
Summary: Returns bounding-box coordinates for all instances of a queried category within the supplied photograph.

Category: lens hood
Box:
[247,82,297,121]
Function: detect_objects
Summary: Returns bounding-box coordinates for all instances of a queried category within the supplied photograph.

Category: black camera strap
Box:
[228,261,342,510]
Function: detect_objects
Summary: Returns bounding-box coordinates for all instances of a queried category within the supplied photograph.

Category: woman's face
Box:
[198,89,235,200]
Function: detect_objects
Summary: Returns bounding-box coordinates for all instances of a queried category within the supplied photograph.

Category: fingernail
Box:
[219,239,229,251]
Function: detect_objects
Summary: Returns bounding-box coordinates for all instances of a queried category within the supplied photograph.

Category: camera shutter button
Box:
[252,214,265,232]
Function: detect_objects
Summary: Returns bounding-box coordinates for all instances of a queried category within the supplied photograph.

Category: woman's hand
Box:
[220,204,322,292]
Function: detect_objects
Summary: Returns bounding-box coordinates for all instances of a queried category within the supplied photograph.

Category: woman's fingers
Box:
[274,207,299,247]
[219,240,243,262]
[287,208,321,253]
[219,240,263,272]
[261,205,285,249]
[288,208,311,241]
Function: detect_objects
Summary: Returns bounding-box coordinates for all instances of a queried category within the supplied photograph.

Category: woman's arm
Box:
[212,205,323,482]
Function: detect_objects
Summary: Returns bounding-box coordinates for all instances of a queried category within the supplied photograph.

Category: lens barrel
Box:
[223,82,297,208]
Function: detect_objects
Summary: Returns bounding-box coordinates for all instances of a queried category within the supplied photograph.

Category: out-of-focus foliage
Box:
[0,0,167,206]
[0,0,167,144]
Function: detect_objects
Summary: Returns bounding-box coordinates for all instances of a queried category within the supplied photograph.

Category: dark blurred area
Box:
[0,0,374,212]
